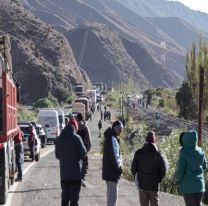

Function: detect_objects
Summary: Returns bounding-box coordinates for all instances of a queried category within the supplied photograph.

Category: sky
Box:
[173,0,208,13]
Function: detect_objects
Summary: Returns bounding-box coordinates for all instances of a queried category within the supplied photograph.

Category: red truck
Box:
[0,35,20,204]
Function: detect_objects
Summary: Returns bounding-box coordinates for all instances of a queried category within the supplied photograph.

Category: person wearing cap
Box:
[14,126,24,182]
[102,120,123,206]
[55,118,87,206]
[131,131,168,206]
[176,130,207,206]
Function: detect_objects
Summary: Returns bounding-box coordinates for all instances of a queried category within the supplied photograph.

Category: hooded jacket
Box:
[102,127,122,182]
[131,143,168,191]
[176,130,207,194]
[55,125,86,180]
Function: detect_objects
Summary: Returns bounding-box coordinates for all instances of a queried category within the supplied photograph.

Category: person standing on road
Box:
[56,119,86,206]
[131,131,168,206]
[76,113,92,187]
[14,126,24,182]
[177,130,207,206]
[102,120,123,206]
[28,124,36,162]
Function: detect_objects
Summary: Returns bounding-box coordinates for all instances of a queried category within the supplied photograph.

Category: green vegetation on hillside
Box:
[144,87,178,115]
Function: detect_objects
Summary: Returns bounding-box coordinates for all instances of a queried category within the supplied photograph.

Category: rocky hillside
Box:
[0,0,89,103]
[19,0,187,87]
[14,0,208,91]
[66,24,177,88]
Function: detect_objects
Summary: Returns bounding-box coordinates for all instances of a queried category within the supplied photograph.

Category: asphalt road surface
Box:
[9,109,185,206]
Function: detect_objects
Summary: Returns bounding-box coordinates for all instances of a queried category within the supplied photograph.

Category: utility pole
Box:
[198,66,205,146]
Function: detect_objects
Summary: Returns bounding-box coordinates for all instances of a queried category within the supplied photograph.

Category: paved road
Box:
[10,109,185,206]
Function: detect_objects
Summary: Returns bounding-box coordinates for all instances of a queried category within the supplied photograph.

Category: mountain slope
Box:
[117,0,208,34]
[65,24,179,88]
[19,0,185,84]
[0,0,89,103]
[150,17,203,49]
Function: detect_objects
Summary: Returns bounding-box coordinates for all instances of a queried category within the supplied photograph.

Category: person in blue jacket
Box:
[177,130,207,206]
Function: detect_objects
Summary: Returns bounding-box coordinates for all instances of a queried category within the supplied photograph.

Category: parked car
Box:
[18,124,41,161]
[35,124,47,148]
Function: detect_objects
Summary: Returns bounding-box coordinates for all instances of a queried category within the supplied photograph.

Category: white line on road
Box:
[3,147,55,206]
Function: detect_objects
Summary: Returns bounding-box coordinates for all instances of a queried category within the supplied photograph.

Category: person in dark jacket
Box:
[102,120,123,206]
[131,131,168,206]
[76,113,91,187]
[56,119,87,206]
[14,126,24,182]
[28,124,36,161]
[177,130,207,206]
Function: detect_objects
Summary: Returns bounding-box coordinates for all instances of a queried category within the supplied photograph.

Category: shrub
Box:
[47,94,59,107]
[18,106,37,121]
[34,97,54,108]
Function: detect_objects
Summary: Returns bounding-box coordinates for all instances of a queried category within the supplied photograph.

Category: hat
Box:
[112,120,123,130]
[69,119,78,131]
[146,131,156,143]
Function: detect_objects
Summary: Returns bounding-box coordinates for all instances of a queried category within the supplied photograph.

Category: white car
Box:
[19,124,41,161]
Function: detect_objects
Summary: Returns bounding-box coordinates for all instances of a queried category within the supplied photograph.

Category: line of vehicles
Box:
[0,34,106,205]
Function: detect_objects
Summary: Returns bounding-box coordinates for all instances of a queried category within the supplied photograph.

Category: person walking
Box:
[56,119,86,206]
[14,126,24,182]
[100,110,103,121]
[177,130,207,206]
[98,120,102,135]
[131,131,168,206]
[102,120,123,206]
[76,113,92,187]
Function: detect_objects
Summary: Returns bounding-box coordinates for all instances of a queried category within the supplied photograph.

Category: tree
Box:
[176,81,197,119]
[186,39,208,116]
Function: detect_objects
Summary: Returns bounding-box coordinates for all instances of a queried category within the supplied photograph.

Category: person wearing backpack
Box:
[131,131,169,206]
[76,113,92,187]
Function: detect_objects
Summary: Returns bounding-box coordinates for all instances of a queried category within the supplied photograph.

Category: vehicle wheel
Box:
[41,144,46,148]
[35,153,40,162]
[0,147,9,204]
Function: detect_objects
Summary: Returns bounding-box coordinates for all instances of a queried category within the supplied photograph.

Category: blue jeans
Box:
[15,144,24,179]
